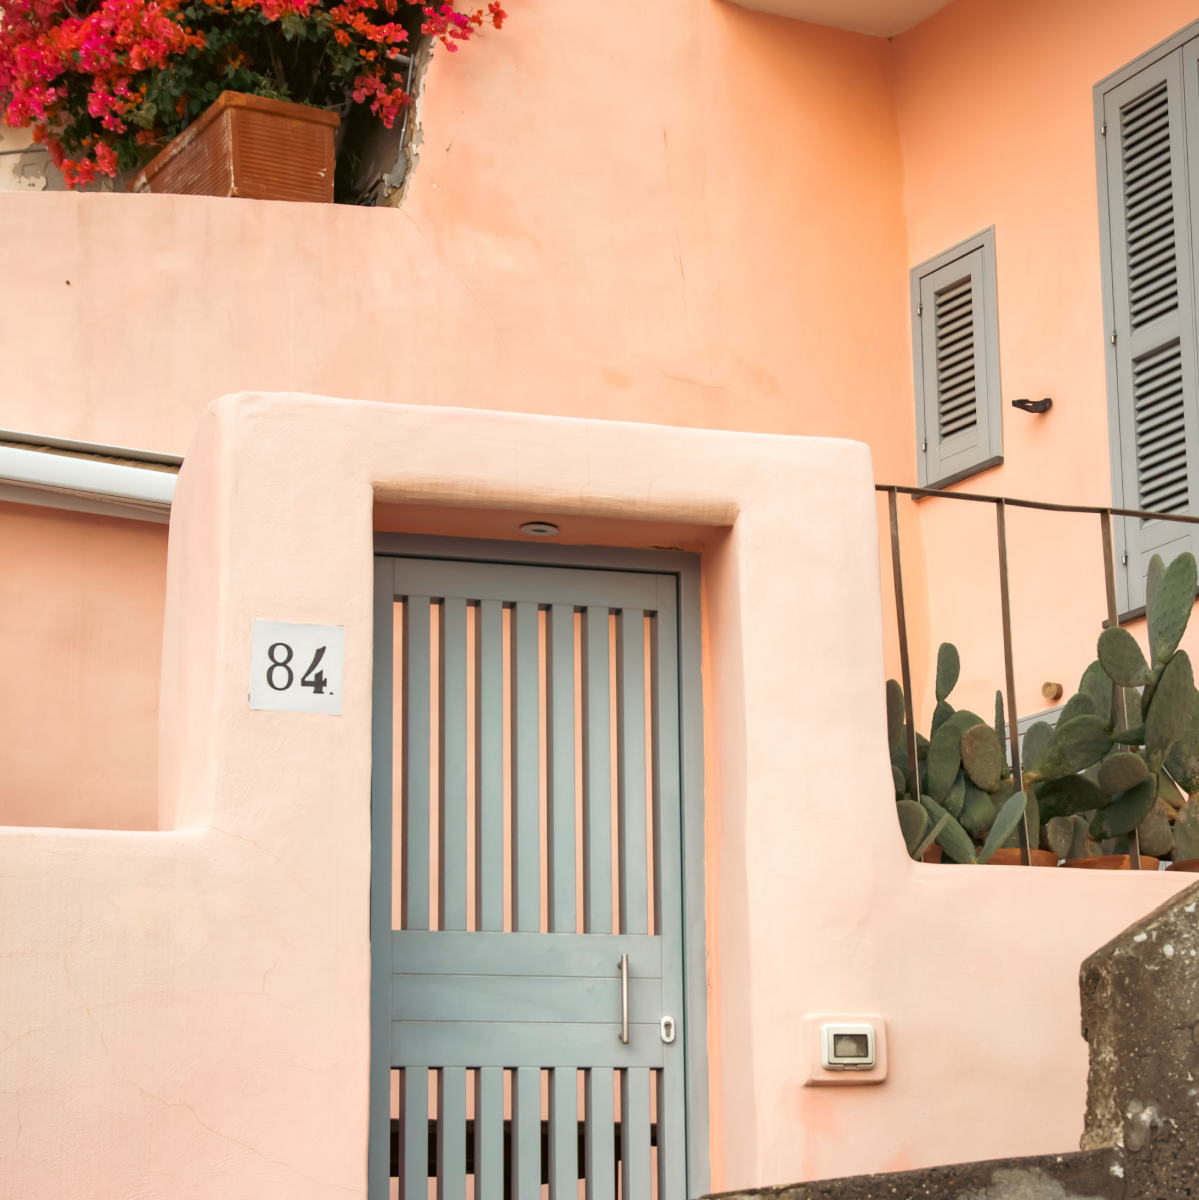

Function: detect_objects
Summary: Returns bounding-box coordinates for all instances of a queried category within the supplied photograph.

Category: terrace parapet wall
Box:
[707,879,1199,1200]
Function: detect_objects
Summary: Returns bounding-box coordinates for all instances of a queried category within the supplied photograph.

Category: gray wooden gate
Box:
[369,544,701,1200]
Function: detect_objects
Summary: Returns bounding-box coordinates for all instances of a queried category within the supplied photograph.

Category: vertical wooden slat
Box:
[473,1067,504,1200]
[402,596,431,930]
[547,604,577,933]
[511,601,541,932]
[440,598,468,930]
[581,608,612,934]
[399,1067,428,1200]
[620,1069,651,1200]
[438,1068,467,1200]
[475,599,504,932]
[511,1066,542,1200]
[369,561,396,1200]
[549,1067,577,1200]
[585,1067,615,1200]
[616,610,648,935]
[649,594,686,1200]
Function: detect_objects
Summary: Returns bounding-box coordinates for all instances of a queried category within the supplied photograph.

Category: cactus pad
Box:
[935,642,960,702]
[926,722,963,802]
[919,795,975,863]
[1157,768,1185,810]
[977,790,1029,864]
[959,784,997,838]
[1036,773,1103,821]
[948,710,987,734]
[1145,649,1194,770]
[1114,722,1146,745]
[931,700,955,738]
[943,771,967,818]
[1066,813,1097,861]
[1021,721,1054,768]
[1136,799,1175,858]
[892,765,906,798]
[1079,660,1114,721]
[1024,714,1114,784]
[1097,626,1153,687]
[1089,775,1157,840]
[886,679,905,753]
[1173,798,1199,861]
[960,723,1004,791]
[1163,684,1199,791]
[896,798,930,857]
[1096,750,1148,798]
[1058,691,1097,725]
[1044,815,1074,859]
[1147,551,1198,666]
[994,690,1005,741]
[915,731,930,759]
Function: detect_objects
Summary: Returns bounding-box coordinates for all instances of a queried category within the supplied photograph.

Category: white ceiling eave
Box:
[0,442,176,522]
[723,0,955,38]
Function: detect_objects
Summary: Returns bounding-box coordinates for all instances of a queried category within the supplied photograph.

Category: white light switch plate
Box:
[801,1013,888,1086]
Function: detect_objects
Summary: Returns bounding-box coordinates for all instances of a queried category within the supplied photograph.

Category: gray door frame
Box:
[368,532,710,1199]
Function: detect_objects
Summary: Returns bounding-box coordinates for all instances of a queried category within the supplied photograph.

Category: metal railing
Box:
[877,484,1199,869]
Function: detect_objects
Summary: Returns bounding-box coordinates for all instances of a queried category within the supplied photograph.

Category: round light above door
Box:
[520,521,559,536]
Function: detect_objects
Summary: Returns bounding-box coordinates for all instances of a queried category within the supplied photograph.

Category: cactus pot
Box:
[983,849,1058,867]
[129,91,339,202]
[921,845,942,864]
[1166,858,1199,872]
[1062,855,1161,870]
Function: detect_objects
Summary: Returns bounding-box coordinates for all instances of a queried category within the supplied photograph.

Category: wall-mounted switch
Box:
[820,1023,875,1070]
[801,1014,888,1086]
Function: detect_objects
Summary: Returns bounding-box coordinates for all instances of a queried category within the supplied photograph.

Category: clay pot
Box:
[983,848,1059,867]
[130,91,339,203]
[921,845,942,864]
[1166,858,1199,872]
[1061,855,1160,870]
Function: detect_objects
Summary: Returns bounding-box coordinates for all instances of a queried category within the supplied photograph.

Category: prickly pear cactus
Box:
[1096,751,1148,798]
[1163,686,1199,791]
[919,794,975,863]
[936,642,960,703]
[1145,650,1194,771]
[1024,715,1114,785]
[1036,773,1102,821]
[897,798,930,856]
[1147,551,1198,667]
[1097,626,1153,687]
[961,723,1004,792]
[1057,690,1097,725]
[886,678,905,754]
[1135,798,1175,858]
[1173,798,1199,861]
[926,722,963,803]
[1044,815,1074,859]
[1090,775,1157,840]
[959,783,997,838]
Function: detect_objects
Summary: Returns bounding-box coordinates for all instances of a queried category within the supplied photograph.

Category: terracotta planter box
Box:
[983,848,1058,867]
[1062,855,1160,871]
[130,91,339,203]
[1167,857,1199,872]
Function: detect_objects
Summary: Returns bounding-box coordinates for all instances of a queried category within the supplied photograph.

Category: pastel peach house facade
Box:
[3,0,1199,1196]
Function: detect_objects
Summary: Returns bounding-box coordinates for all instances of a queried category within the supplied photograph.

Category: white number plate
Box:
[249,620,344,714]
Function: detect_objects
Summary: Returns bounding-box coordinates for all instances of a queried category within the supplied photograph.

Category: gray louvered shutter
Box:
[912,231,1003,488]
[1102,49,1199,611]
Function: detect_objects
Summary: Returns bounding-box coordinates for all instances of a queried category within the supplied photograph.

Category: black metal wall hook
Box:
[1011,397,1053,414]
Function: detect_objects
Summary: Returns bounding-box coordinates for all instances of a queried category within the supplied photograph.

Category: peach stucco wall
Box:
[4,0,1199,1193]
[0,393,1191,1200]
[0,501,166,829]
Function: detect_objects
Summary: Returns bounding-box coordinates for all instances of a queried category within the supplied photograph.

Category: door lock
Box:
[660,1015,676,1044]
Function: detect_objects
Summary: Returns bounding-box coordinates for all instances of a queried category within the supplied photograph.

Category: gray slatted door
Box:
[1103,48,1199,610]
[369,555,689,1200]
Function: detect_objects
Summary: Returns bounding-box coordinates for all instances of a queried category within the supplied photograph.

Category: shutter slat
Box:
[474,599,504,932]
[617,609,648,936]
[511,601,540,933]
[403,596,432,931]
[1121,81,1179,332]
[473,1067,504,1200]
[1134,341,1189,514]
[439,598,468,932]
[934,274,978,442]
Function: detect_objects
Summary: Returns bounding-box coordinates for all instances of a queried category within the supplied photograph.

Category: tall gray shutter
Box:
[1102,49,1199,611]
[912,231,1003,488]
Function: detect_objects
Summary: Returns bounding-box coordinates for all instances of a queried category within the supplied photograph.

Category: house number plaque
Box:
[249,620,344,714]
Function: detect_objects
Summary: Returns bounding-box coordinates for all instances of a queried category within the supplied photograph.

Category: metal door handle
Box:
[619,954,629,1044]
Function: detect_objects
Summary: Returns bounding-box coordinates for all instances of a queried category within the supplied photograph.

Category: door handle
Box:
[619,954,629,1044]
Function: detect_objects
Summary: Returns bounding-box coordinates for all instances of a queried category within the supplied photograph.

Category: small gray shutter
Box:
[1102,49,1199,611]
[912,231,1003,488]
